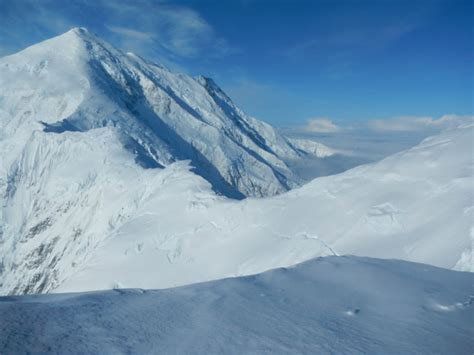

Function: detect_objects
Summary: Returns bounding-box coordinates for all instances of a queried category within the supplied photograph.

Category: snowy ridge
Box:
[1,256,473,353]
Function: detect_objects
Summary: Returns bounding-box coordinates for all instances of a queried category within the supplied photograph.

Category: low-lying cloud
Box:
[368,114,473,132]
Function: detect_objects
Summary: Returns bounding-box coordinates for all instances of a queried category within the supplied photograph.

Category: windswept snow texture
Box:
[1,256,473,354]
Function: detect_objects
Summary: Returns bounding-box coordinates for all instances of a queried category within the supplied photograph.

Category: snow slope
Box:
[54,124,473,294]
[1,256,472,354]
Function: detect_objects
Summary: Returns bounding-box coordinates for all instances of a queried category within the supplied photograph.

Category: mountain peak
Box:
[0,27,105,65]
[43,27,94,45]
[59,27,106,45]
[54,27,106,50]
[0,28,307,200]
[59,27,89,38]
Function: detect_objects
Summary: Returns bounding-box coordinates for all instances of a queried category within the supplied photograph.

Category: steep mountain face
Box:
[0,27,320,201]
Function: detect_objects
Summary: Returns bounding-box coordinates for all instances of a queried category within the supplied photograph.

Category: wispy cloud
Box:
[0,0,76,56]
[0,0,236,62]
[106,26,154,42]
[154,6,224,57]
[101,1,236,59]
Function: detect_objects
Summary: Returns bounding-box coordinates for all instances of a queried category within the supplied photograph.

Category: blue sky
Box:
[0,0,472,127]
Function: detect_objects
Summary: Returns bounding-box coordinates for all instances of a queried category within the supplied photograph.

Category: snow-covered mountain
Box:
[0,28,472,296]
[0,27,328,201]
[1,256,473,353]
[0,27,331,294]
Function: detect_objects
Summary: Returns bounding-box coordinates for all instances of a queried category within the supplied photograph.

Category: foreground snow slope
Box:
[1,256,473,354]
[55,125,473,293]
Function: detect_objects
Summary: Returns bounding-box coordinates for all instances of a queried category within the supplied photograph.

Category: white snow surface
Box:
[0,256,473,354]
[0,28,473,296]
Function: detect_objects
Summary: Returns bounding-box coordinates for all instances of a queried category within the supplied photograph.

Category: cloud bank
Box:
[368,115,474,132]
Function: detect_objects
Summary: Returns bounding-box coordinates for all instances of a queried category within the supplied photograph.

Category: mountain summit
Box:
[0,27,327,199]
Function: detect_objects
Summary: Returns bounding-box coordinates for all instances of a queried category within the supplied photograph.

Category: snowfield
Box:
[1,256,473,354]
